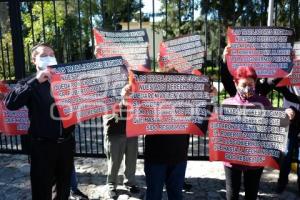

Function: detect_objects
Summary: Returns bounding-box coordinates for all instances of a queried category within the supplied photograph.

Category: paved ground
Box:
[0,154,299,200]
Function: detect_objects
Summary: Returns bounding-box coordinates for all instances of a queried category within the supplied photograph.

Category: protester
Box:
[144,67,217,200]
[222,45,300,195]
[5,43,75,200]
[221,66,295,200]
[221,45,300,103]
[102,83,140,198]
[276,87,300,194]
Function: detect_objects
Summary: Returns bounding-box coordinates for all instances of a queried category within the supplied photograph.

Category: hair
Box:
[233,66,257,83]
[31,43,53,61]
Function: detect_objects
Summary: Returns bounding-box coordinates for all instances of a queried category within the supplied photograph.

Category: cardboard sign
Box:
[277,42,300,86]
[126,71,212,137]
[50,57,128,128]
[226,27,294,78]
[277,60,300,86]
[94,28,150,71]
[209,105,289,169]
[295,41,300,59]
[0,82,29,135]
[159,34,205,73]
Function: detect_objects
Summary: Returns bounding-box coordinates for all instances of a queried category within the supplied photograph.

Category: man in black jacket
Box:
[5,43,75,200]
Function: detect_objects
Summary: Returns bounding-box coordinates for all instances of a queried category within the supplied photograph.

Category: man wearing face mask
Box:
[5,43,75,200]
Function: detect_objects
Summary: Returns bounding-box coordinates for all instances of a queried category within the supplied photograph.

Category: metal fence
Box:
[0,0,299,159]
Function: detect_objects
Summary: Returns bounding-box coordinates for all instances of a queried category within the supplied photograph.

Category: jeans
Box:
[144,161,187,200]
[224,166,263,200]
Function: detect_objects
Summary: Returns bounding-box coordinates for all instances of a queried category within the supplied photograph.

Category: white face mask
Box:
[36,56,57,70]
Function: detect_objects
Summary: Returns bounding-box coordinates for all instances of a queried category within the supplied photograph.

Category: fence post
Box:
[267,0,274,26]
[8,0,26,79]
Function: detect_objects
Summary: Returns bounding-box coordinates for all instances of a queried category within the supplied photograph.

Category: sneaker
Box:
[70,189,89,200]
[126,185,140,194]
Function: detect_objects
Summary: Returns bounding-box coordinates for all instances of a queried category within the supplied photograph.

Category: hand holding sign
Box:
[222,44,231,63]
[285,108,295,120]
[36,69,52,83]
[121,84,132,106]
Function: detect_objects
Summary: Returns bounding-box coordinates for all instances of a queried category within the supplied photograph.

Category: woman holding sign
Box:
[221,45,300,103]
[221,66,295,200]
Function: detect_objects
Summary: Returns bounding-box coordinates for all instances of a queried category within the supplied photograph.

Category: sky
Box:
[142,0,162,14]
[142,0,201,19]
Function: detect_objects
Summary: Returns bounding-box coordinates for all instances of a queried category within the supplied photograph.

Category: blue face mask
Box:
[36,56,57,70]
[237,86,255,99]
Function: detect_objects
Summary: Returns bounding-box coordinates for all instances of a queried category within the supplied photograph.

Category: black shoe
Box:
[126,185,140,194]
[70,189,89,200]
[183,182,192,191]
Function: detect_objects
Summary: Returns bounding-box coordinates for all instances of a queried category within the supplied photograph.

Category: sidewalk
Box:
[0,154,299,200]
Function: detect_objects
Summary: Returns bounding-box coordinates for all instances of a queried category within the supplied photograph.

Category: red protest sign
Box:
[126,71,212,137]
[0,81,9,94]
[209,105,289,169]
[277,60,300,86]
[277,42,300,86]
[226,27,294,78]
[159,34,205,73]
[50,57,128,128]
[0,82,29,136]
[93,28,150,72]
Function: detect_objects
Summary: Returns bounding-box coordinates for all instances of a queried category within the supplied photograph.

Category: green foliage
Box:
[102,0,143,30]
[156,0,300,63]
[19,0,142,73]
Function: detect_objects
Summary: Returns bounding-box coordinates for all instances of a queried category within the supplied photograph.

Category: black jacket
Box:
[145,134,190,165]
[283,87,300,130]
[4,75,74,140]
[102,105,127,136]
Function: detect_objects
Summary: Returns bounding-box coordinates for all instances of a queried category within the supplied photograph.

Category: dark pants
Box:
[30,136,75,200]
[144,161,187,200]
[224,166,263,200]
[278,122,300,188]
[70,165,78,192]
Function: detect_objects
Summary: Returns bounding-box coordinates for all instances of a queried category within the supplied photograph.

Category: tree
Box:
[155,0,300,65]
[101,0,143,30]
[19,0,142,72]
